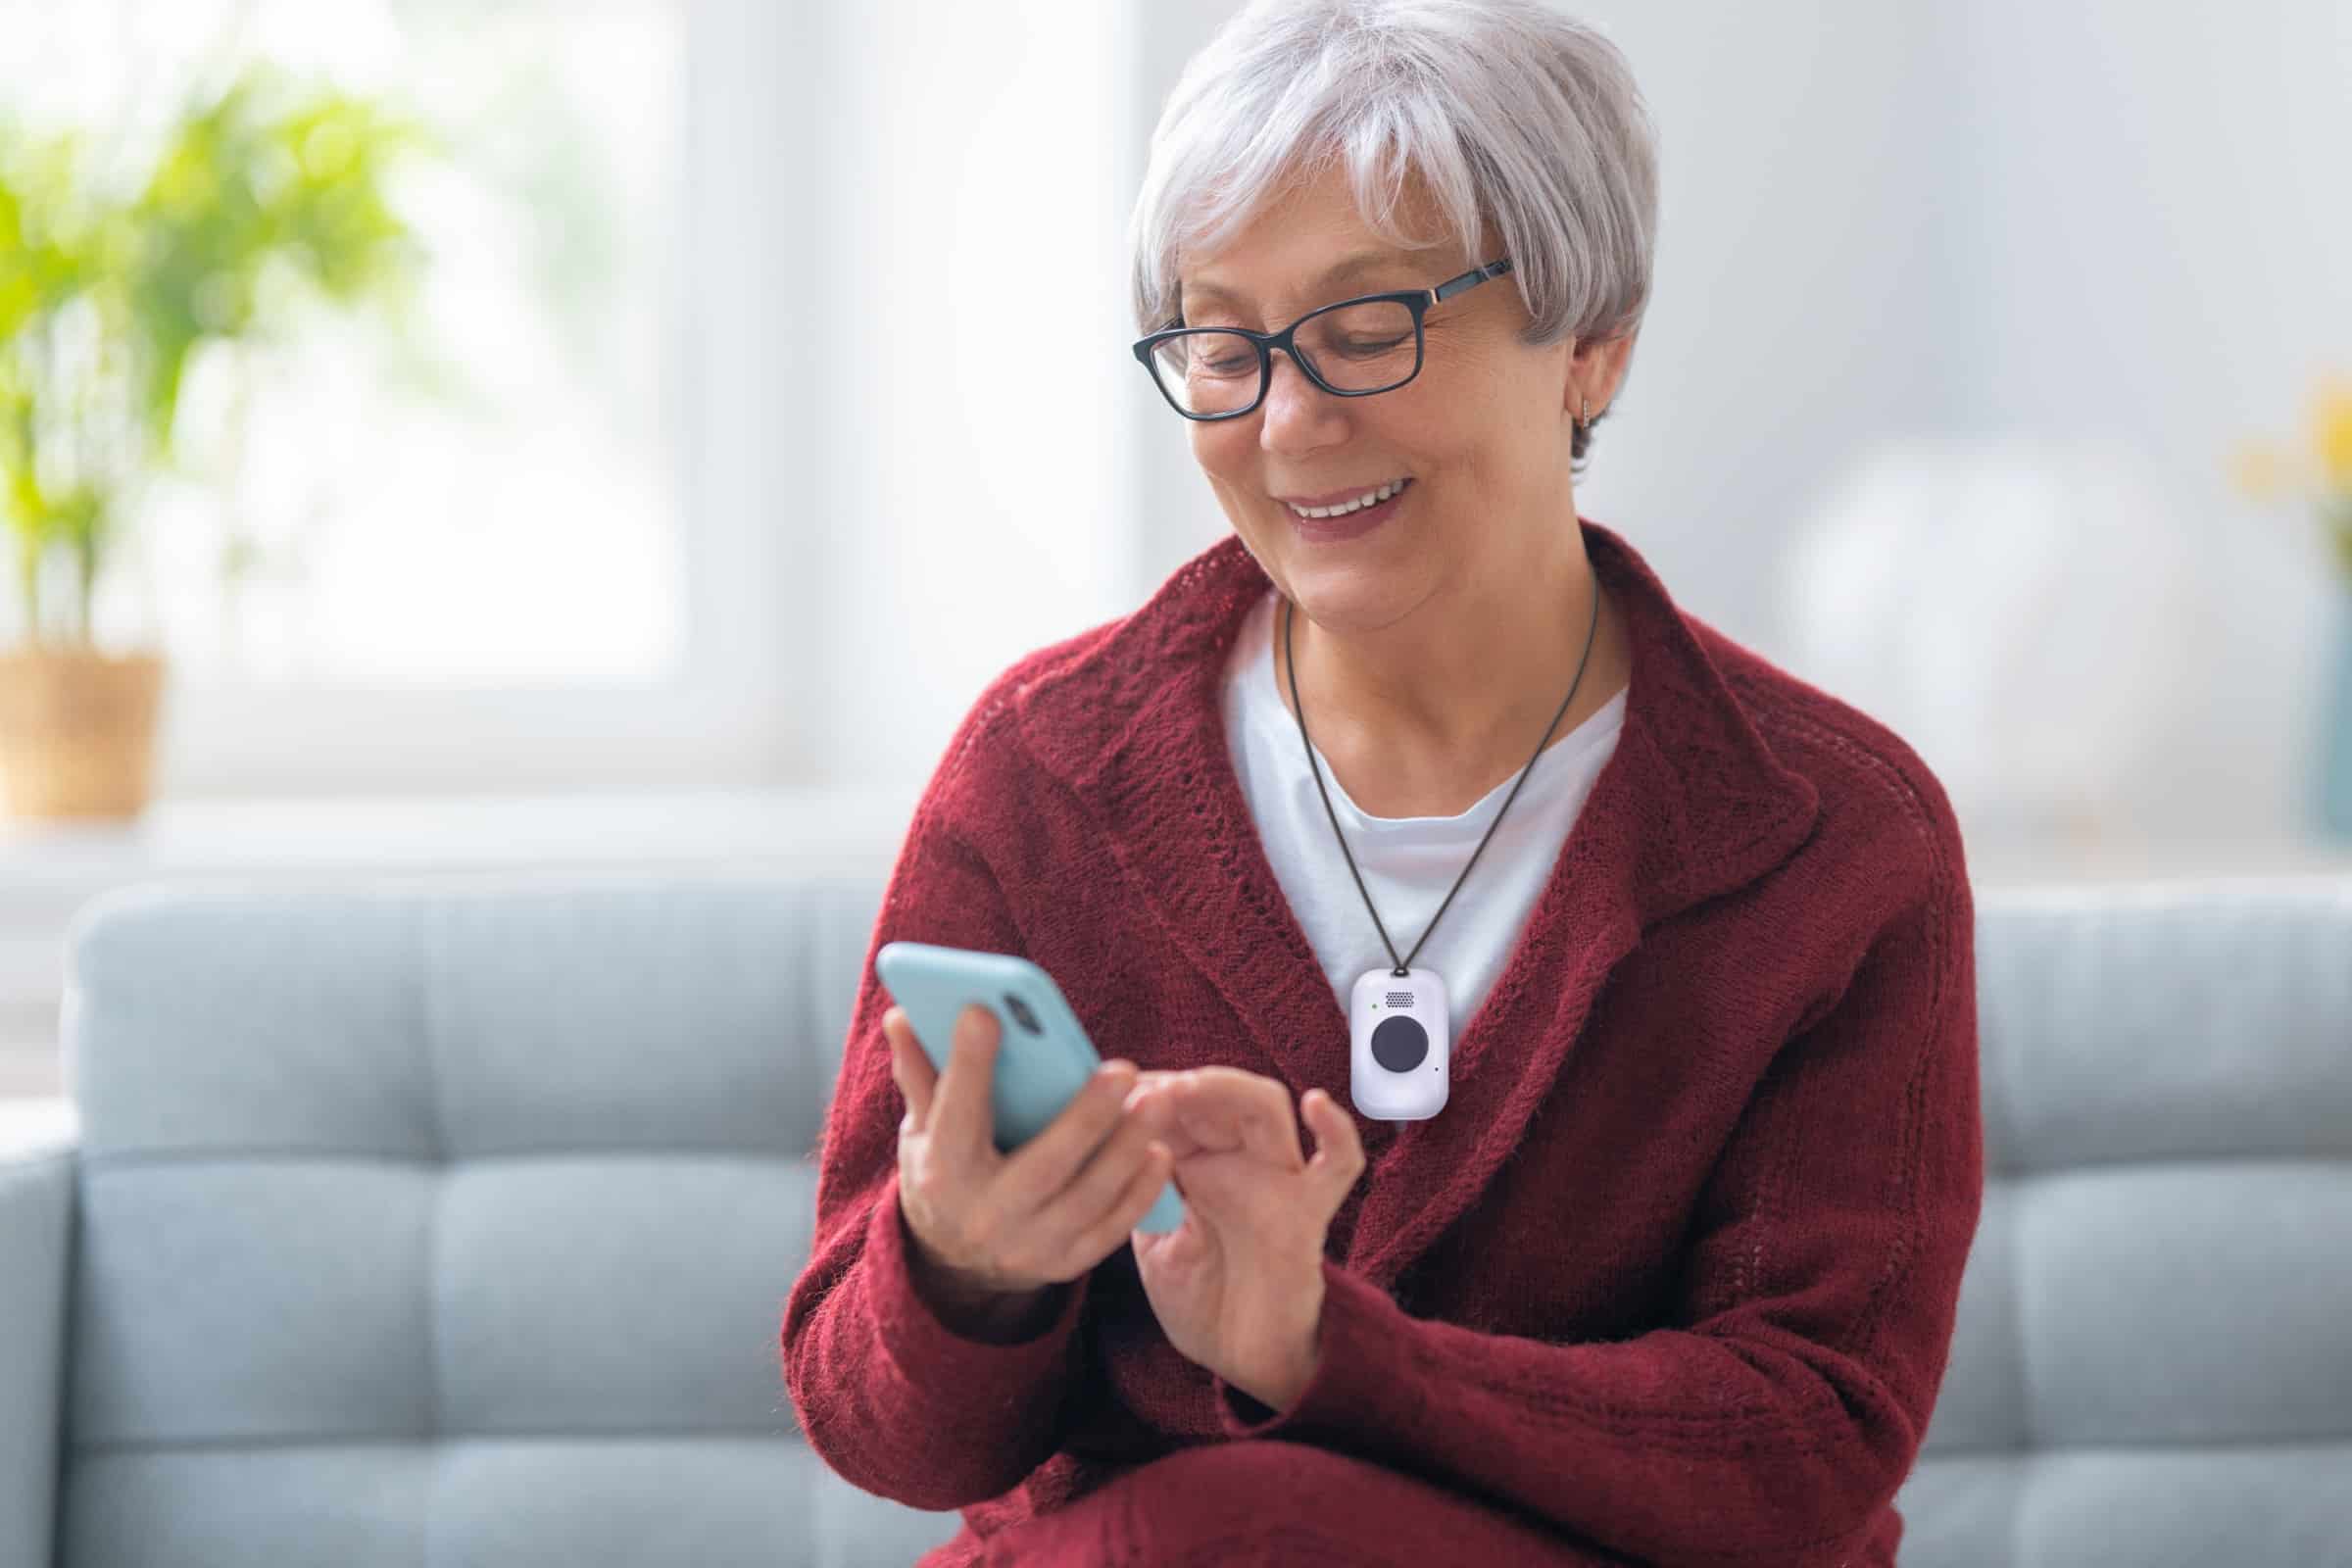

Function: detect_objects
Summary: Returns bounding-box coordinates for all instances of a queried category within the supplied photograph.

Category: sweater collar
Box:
[1008,520,1820,1291]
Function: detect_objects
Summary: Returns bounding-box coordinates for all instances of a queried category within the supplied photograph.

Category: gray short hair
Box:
[1128,0,1660,462]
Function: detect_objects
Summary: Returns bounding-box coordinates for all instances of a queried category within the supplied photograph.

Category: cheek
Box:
[1188,421,1229,471]
[1193,427,1259,494]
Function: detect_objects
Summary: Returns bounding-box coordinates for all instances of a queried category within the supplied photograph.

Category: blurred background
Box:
[1,0,2348,1099]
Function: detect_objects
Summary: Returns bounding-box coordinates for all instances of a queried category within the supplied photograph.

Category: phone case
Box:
[873,940,1186,1234]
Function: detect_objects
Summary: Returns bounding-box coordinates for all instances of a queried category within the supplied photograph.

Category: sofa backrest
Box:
[47,869,2352,1567]
[1897,877,2352,1567]
[51,869,957,1568]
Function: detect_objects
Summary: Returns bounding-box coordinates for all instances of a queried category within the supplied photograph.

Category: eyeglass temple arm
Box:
[1430,257,1513,303]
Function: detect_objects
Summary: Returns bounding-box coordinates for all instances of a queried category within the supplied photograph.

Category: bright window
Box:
[0,0,686,688]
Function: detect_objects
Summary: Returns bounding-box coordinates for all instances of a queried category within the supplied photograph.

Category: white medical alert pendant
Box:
[1349,966,1449,1121]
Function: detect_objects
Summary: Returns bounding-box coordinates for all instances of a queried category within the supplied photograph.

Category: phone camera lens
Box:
[1003,993,1043,1035]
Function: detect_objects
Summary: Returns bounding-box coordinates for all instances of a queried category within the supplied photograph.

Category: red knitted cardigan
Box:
[782,519,1983,1568]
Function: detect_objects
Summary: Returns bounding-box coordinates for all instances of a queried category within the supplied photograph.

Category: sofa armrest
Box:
[0,1098,79,1568]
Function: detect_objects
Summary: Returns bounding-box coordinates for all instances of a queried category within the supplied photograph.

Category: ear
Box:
[1566,329,1638,415]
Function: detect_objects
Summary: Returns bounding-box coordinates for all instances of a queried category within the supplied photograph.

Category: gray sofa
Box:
[2,866,2348,1568]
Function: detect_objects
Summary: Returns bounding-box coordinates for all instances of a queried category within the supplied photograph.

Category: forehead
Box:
[1183,248,1423,310]
[1178,162,1460,313]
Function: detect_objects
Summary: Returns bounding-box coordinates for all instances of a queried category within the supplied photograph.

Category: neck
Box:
[1274,537,1629,797]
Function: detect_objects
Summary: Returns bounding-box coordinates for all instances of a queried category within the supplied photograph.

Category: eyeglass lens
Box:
[1148,299,1419,416]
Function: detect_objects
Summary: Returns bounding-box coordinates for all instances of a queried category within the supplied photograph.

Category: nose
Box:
[1257,348,1346,451]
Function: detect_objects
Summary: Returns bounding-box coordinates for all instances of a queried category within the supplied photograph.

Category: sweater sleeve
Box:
[1210,858,1983,1568]
[779,699,1092,1511]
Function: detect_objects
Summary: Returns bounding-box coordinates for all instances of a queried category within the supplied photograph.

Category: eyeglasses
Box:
[1132,257,1514,421]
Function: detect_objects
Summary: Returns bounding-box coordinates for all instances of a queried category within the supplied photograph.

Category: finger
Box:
[1129,1068,1182,1101]
[997,1054,1139,1214]
[1123,1076,1209,1159]
[1301,1088,1367,1210]
[928,1003,1003,1166]
[1060,1138,1175,1274]
[1162,1067,1304,1170]
[1038,1089,1177,1239]
[1165,1148,1259,1208]
[884,1007,936,1131]
[1244,1074,1306,1170]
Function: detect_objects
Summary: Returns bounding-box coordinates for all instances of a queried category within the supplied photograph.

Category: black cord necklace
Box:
[1281,572,1604,980]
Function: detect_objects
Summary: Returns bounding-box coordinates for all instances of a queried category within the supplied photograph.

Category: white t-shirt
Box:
[1220,587,1627,1036]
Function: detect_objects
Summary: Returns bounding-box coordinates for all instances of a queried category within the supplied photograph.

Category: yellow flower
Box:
[2229,440,2300,504]
[2315,371,2352,489]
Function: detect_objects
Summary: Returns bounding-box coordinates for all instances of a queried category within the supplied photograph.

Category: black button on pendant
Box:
[1370,1013,1428,1073]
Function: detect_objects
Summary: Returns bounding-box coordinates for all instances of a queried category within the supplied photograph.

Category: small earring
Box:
[1579,396,1592,429]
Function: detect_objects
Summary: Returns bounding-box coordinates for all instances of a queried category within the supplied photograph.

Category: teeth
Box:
[1288,477,1409,519]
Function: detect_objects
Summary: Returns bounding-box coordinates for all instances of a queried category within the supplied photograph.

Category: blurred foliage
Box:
[0,63,430,650]
[2231,371,2352,588]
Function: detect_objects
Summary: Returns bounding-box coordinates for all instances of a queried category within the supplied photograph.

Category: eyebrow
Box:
[1182,249,1417,309]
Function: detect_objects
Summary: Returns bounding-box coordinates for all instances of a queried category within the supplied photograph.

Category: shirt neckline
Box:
[1246,589,1627,830]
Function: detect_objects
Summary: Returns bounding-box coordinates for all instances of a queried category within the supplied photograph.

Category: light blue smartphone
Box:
[873,939,1186,1234]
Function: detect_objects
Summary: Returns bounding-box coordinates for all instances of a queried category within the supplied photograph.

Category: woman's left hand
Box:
[1126,1067,1367,1413]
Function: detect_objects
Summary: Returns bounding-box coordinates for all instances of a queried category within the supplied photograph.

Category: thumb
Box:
[1300,1088,1366,1212]
[885,1007,935,1130]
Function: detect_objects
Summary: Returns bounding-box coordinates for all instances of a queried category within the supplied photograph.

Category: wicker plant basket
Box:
[0,645,168,821]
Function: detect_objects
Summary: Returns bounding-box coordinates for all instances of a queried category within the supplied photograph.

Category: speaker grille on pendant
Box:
[1386,992,1413,1007]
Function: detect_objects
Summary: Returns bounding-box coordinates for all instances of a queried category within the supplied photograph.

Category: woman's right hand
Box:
[884,1001,1178,1336]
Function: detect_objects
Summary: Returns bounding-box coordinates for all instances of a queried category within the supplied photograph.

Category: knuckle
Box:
[915,1175,957,1222]
[946,1223,988,1270]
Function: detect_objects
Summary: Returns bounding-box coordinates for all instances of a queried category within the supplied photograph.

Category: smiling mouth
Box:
[1281,476,1414,519]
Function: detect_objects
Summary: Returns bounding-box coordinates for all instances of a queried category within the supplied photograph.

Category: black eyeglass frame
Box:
[1130,256,1514,421]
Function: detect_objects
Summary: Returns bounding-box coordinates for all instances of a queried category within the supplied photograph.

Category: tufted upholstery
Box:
[0,870,966,1568]
[2,867,2348,1567]
[1894,878,2352,1566]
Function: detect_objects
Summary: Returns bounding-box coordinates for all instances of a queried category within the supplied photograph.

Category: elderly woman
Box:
[784,1,1981,1563]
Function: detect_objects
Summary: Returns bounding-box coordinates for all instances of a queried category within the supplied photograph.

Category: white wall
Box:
[1118,0,2352,852]
[1924,0,2351,844]
[808,0,1137,805]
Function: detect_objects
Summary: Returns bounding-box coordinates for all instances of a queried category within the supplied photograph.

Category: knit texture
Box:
[781,519,1983,1568]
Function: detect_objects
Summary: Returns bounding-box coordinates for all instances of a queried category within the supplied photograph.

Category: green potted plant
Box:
[0,66,425,821]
